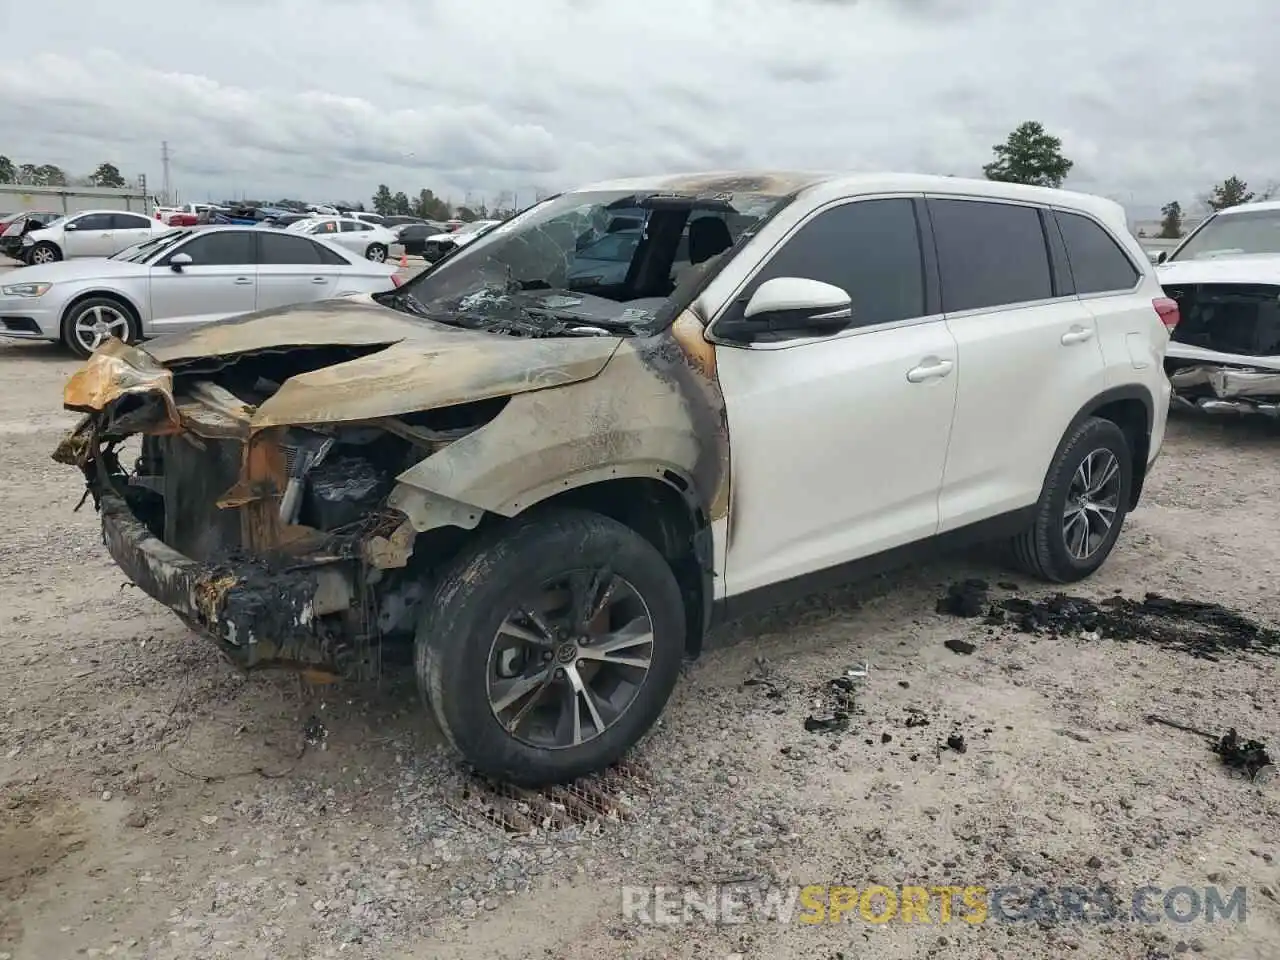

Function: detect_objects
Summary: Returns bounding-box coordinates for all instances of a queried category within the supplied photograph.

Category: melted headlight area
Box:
[57,374,507,679]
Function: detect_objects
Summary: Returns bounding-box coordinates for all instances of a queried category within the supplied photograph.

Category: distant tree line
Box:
[0,155,131,189]
[369,183,535,222]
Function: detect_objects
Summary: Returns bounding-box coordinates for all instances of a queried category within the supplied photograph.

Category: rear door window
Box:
[1054,210,1140,294]
[258,232,325,265]
[112,213,152,230]
[927,199,1053,312]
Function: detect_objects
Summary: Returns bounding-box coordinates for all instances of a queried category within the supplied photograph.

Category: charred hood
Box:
[67,298,624,428]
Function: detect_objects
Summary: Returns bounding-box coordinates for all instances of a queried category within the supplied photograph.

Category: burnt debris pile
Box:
[936,579,1280,661]
[1213,728,1274,780]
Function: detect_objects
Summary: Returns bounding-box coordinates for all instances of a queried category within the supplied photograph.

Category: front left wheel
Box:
[416,508,687,786]
[60,296,139,359]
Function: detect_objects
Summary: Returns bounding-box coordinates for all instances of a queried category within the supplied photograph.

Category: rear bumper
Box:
[100,490,356,672]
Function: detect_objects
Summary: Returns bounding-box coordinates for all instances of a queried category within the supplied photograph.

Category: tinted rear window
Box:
[928,199,1053,312]
[1054,211,1140,294]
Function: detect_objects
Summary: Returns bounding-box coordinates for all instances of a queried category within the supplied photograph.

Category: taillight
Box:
[390,274,404,287]
[1153,296,1179,332]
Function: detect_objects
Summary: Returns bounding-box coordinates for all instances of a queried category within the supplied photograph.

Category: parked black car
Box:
[395,221,451,256]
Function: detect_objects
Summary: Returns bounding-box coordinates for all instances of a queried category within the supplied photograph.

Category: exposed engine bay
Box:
[1163,282,1280,418]
[54,336,514,680]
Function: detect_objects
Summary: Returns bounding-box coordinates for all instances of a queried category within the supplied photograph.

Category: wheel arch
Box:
[514,470,713,659]
[60,288,145,332]
[1059,385,1154,510]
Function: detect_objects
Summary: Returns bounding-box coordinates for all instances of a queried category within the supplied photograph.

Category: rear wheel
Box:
[1011,416,1133,583]
[61,296,139,359]
[365,243,388,262]
[416,508,686,786]
[28,241,60,265]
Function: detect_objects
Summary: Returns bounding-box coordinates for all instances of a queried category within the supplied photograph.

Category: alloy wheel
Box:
[31,246,57,265]
[367,245,387,262]
[486,568,655,749]
[73,305,130,355]
[1062,447,1122,561]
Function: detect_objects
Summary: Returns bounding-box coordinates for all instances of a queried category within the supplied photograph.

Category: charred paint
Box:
[632,171,825,198]
[62,337,181,431]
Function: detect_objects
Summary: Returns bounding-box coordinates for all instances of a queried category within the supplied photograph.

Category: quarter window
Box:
[1054,211,1140,294]
[928,199,1053,312]
[728,198,926,331]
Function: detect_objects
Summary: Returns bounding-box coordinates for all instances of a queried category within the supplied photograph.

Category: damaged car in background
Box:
[54,171,1171,785]
[1157,200,1280,417]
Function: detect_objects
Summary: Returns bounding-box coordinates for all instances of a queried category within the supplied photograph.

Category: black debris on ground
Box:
[935,581,1280,661]
[936,579,990,617]
[945,733,967,754]
[944,638,976,656]
[1213,728,1274,781]
[802,669,864,735]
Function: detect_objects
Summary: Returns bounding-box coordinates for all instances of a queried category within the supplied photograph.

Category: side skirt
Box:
[709,506,1037,628]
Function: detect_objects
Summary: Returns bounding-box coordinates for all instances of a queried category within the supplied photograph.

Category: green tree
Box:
[16,163,67,186]
[391,191,411,216]
[982,121,1073,188]
[0,155,13,183]
[88,162,126,188]
[371,184,394,216]
[1158,201,1184,239]
[413,188,450,220]
[1205,176,1254,211]
[456,205,477,222]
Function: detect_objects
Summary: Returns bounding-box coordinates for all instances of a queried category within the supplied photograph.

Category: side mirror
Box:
[739,277,853,334]
[1156,251,1168,264]
[64,222,79,231]
[169,252,193,272]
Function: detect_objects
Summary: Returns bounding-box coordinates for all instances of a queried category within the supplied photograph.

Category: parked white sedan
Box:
[0,226,400,358]
[286,216,398,262]
[20,209,169,265]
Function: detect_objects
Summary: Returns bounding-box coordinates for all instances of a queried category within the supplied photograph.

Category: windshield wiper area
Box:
[522,308,634,336]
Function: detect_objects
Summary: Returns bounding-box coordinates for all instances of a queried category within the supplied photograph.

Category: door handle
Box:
[906,358,953,383]
[311,277,328,283]
[233,277,253,285]
[1061,325,1094,345]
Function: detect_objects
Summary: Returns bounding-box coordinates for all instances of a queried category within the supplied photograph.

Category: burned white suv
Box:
[55,171,1173,785]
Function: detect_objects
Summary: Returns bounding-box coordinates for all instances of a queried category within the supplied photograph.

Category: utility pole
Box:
[160,141,172,206]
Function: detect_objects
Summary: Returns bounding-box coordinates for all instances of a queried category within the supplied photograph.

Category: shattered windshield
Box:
[380,189,789,337]
[1170,209,1280,261]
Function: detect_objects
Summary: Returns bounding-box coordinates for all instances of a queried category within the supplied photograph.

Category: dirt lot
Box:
[1,328,1278,960]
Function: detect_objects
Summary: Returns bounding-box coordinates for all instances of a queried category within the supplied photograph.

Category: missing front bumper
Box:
[101,491,357,673]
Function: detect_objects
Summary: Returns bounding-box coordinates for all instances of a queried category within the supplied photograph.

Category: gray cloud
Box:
[0,0,1276,216]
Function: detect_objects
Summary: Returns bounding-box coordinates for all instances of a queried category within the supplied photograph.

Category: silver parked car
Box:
[0,225,400,358]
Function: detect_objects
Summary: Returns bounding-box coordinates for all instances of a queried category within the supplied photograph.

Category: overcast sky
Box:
[0,0,1274,215]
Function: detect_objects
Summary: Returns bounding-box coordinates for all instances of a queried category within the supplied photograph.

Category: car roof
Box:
[572,169,1127,226]
[1217,199,1280,216]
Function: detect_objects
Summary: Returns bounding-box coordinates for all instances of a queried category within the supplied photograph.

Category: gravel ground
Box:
[1,322,1278,960]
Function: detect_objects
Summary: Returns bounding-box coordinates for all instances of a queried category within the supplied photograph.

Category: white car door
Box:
[147,230,259,334]
[109,212,159,255]
[61,212,117,257]
[710,196,959,597]
[339,219,373,255]
[256,231,342,309]
[925,197,1108,531]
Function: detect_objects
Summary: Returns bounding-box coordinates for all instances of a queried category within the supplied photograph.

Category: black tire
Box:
[28,241,61,266]
[60,296,140,360]
[365,243,388,262]
[416,508,686,786]
[1011,416,1133,583]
